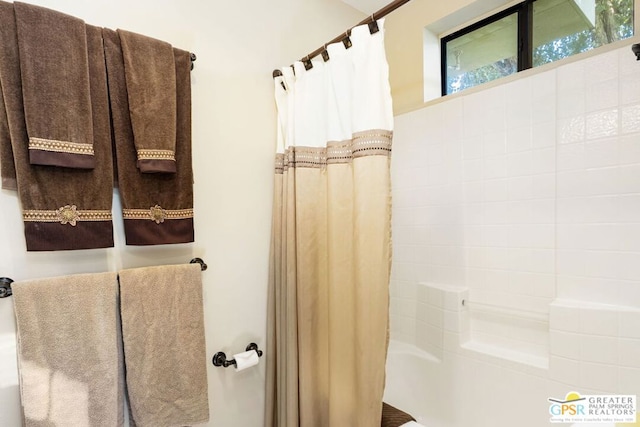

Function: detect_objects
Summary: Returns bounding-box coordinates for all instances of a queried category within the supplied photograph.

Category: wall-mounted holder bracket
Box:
[0,277,13,298]
[212,342,263,368]
[633,44,640,60]
[190,257,207,271]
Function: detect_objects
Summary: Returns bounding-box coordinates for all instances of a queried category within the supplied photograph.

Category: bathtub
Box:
[383,339,634,427]
[383,340,446,427]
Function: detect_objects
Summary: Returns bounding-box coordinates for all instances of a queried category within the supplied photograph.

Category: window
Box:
[441,0,634,95]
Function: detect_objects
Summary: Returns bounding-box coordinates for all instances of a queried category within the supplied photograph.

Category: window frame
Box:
[439,0,536,96]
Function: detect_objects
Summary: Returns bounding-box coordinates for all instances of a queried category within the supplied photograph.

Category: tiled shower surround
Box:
[388,45,640,425]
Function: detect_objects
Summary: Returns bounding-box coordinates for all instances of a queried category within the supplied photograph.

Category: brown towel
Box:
[12,272,124,427]
[381,402,416,427]
[119,264,209,426]
[14,2,95,169]
[0,84,17,190]
[0,3,114,251]
[104,28,194,246]
[117,29,177,173]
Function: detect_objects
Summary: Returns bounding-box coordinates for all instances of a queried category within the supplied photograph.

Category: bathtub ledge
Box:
[387,339,441,363]
[461,339,549,370]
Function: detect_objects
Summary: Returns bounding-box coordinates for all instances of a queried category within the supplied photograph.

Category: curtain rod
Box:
[272,0,411,78]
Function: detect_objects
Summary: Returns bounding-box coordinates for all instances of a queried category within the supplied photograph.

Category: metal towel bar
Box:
[0,277,13,298]
[0,257,207,299]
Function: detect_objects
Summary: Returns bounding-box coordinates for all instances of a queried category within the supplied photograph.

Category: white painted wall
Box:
[0,1,365,426]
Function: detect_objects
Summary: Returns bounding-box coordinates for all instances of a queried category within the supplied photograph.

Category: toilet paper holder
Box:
[212,342,263,368]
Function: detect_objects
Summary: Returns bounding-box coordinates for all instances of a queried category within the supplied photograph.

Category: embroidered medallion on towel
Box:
[0,2,114,251]
[104,28,194,246]
[1,2,196,250]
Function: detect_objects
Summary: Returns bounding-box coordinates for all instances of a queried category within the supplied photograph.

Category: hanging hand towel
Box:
[12,272,125,427]
[117,29,177,173]
[13,2,95,169]
[0,85,17,190]
[104,27,194,246]
[0,4,114,251]
[118,264,209,427]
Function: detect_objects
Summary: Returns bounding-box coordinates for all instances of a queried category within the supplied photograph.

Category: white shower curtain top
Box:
[274,18,393,155]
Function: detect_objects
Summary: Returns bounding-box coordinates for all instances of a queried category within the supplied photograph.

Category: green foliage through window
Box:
[442,0,634,95]
[533,0,634,67]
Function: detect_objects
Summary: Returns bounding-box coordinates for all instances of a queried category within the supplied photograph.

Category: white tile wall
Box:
[389,45,640,396]
[548,301,640,395]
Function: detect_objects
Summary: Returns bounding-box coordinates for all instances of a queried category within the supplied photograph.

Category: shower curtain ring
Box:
[343,31,352,49]
[368,15,379,34]
[303,55,313,71]
[321,44,330,62]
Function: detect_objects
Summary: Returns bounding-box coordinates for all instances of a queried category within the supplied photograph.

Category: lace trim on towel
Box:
[23,205,112,226]
[29,137,94,156]
[122,205,193,224]
[275,129,392,171]
[137,149,176,161]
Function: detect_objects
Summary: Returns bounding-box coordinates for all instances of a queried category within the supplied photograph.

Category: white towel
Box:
[12,272,124,427]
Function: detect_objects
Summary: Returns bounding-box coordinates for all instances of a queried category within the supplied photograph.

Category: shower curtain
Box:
[266,19,393,427]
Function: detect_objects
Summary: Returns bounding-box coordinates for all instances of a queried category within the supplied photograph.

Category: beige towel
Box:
[119,264,209,426]
[12,272,124,427]
[14,2,95,169]
[117,29,177,173]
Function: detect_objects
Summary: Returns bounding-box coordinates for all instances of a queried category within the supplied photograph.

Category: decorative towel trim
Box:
[136,149,176,162]
[136,149,177,173]
[122,205,194,224]
[28,137,94,156]
[23,205,112,226]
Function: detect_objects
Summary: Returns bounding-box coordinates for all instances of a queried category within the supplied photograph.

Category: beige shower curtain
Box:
[266,19,393,427]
